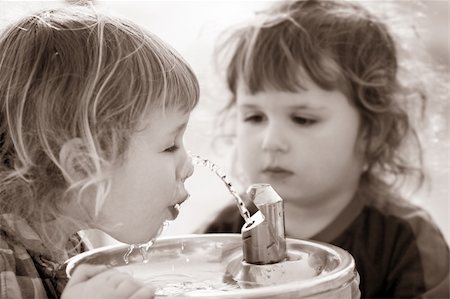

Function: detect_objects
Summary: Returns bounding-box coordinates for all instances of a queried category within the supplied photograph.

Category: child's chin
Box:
[129,224,165,245]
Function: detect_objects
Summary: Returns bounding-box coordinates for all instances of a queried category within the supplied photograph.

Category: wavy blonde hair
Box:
[216,0,429,201]
[0,6,199,246]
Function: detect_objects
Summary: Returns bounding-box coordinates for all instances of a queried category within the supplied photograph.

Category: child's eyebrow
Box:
[288,105,326,111]
[237,104,260,109]
[237,104,261,109]
[238,103,326,111]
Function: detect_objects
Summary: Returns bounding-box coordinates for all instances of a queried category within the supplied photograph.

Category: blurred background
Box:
[1,0,448,245]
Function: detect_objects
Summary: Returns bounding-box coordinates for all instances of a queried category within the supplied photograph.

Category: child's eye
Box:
[291,116,317,126]
[164,145,179,153]
[243,114,265,123]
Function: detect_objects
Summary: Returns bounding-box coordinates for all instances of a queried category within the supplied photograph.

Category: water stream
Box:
[123,154,253,264]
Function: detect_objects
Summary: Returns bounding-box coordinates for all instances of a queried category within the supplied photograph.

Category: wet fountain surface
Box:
[65,234,360,298]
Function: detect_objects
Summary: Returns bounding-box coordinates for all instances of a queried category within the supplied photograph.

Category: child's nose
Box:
[261,124,289,153]
[180,155,194,182]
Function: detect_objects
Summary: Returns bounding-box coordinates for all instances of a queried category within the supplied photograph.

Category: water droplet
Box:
[123,244,135,264]
[140,246,149,263]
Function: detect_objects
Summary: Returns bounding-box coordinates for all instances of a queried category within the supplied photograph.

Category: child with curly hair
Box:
[203,1,449,297]
[0,5,198,298]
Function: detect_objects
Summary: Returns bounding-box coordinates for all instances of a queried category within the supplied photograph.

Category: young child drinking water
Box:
[0,5,198,299]
[203,1,449,298]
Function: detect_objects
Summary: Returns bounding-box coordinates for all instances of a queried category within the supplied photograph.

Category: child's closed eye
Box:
[243,114,265,123]
[291,115,317,126]
[164,145,179,153]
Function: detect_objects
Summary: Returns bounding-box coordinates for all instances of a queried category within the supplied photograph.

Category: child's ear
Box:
[59,138,89,182]
[356,128,370,171]
[59,138,99,223]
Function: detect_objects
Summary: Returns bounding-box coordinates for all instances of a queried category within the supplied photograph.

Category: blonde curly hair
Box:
[0,6,199,246]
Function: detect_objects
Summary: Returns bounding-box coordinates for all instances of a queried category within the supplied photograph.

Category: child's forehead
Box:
[236,92,323,111]
[236,76,311,100]
[235,80,351,113]
[234,64,316,94]
[138,108,190,132]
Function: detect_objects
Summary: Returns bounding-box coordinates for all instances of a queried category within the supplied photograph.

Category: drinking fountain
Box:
[65,183,360,298]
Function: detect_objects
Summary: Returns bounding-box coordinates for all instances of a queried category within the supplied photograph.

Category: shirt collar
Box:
[0,213,84,262]
[311,192,365,243]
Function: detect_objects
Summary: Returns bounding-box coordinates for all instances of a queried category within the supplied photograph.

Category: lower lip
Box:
[168,190,190,219]
[168,195,189,220]
[168,205,180,219]
[262,171,293,180]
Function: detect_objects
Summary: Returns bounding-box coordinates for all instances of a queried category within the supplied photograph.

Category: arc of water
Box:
[190,154,253,224]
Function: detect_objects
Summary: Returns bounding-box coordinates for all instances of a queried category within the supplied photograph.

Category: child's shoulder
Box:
[357,194,450,297]
[361,193,448,258]
[366,193,436,231]
[0,214,48,254]
[0,214,87,297]
[0,214,44,272]
[0,222,18,262]
[0,217,41,298]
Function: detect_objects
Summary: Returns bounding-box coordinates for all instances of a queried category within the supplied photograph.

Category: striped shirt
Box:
[204,194,450,298]
[0,214,87,299]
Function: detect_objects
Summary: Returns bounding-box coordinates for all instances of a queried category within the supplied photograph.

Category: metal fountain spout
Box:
[188,154,286,266]
[241,184,287,265]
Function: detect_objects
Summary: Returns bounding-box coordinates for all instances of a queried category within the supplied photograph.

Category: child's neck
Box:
[284,189,356,240]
